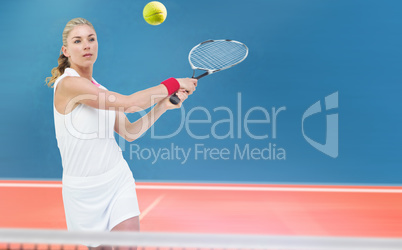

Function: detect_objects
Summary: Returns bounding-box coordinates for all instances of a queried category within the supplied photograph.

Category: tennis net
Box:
[1,228,402,250]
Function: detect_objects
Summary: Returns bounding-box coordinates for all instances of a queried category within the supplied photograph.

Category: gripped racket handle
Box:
[169,72,209,105]
[169,93,181,105]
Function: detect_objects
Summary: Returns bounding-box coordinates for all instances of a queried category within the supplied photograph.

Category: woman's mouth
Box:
[83,53,92,57]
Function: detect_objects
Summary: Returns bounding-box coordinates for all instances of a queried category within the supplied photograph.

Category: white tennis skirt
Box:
[62,159,140,232]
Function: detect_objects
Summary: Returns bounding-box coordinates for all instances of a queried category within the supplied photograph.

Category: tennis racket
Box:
[170,39,249,104]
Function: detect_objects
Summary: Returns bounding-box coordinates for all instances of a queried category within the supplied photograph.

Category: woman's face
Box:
[63,24,98,69]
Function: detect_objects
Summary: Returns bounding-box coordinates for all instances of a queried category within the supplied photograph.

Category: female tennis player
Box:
[46,17,196,249]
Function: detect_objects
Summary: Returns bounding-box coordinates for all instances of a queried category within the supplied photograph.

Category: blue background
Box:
[1,0,401,184]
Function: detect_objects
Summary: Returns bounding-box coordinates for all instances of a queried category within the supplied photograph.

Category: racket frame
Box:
[189,39,249,80]
[170,39,248,104]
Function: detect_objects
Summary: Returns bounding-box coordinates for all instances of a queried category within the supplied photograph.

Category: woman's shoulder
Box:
[54,68,79,89]
[56,68,104,93]
[58,76,93,93]
[64,68,80,77]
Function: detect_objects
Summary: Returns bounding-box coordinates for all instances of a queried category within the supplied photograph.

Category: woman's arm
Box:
[55,76,196,114]
[115,90,189,142]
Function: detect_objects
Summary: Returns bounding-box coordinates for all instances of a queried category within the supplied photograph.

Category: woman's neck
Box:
[70,65,93,81]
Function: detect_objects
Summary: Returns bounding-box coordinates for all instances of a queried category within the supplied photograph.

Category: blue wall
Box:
[1,0,401,184]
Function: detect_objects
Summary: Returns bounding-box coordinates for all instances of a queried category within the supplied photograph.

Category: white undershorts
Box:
[62,159,140,232]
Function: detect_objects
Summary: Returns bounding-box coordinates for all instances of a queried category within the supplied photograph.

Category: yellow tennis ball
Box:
[143,1,167,25]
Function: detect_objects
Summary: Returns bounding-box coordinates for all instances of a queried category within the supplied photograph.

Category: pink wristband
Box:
[161,78,180,95]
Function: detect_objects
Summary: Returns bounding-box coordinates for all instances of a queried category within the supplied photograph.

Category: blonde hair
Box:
[45,18,95,87]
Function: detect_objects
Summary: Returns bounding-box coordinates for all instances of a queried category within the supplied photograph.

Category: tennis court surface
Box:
[1,181,402,249]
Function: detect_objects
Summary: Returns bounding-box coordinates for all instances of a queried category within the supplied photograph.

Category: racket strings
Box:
[190,40,248,71]
[192,43,244,69]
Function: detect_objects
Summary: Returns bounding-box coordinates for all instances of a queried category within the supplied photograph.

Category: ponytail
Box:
[45,52,70,88]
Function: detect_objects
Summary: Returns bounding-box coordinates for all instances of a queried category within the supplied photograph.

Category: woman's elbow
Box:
[126,137,136,142]
[124,134,140,142]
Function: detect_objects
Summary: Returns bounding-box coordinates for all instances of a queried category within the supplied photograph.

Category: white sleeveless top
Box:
[53,68,125,177]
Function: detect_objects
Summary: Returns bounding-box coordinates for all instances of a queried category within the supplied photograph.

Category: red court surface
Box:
[1,181,402,238]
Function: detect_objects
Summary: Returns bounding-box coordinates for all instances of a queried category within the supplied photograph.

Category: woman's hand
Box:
[159,89,189,110]
[176,78,197,94]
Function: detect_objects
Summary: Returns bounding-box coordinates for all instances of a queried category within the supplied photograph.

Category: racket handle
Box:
[169,94,181,105]
[169,75,205,104]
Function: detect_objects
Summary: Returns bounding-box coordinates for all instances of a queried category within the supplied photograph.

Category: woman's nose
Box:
[83,41,90,50]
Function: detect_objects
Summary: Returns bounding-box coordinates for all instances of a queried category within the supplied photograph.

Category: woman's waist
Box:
[62,157,131,188]
[58,137,124,169]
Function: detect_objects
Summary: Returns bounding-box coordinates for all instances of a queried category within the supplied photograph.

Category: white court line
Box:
[136,185,402,193]
[139,195,164,221]
[0,182,402,193]
[0,183,62,188]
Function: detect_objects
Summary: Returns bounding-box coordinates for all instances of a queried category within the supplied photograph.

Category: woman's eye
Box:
[90,38,95,42]
[74,40,81,44]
